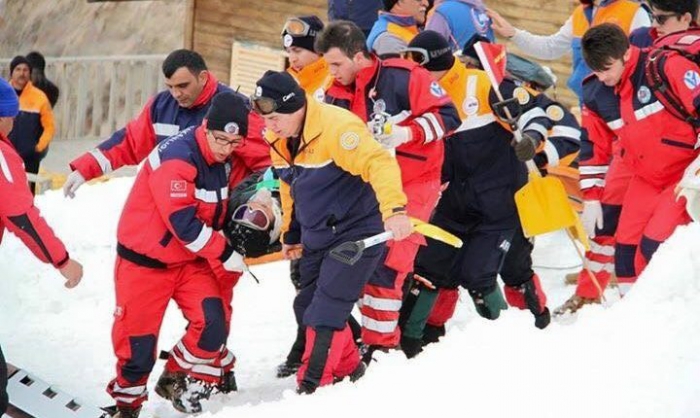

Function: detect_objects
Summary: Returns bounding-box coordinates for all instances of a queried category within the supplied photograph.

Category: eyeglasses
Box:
[232,204,271,231]
[250,94,280,116]
[652,13,680,25]
[281,18,317,37]
[207,130,242,147]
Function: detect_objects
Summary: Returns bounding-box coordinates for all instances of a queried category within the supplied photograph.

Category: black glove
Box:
[512,132,539,162]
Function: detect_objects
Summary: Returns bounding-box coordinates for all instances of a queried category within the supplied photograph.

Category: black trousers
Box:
[22,152,43,196]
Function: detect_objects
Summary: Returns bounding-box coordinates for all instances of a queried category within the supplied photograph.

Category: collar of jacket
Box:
[355,55,381,93]
[615,46,640,95]
[377,11,417,27]
[190,71,219,109]
[195,124,220,166]
[288,58,331,92]
[267,97,324,165]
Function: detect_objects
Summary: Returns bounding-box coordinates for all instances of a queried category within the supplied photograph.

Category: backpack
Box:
[644,27,700,128]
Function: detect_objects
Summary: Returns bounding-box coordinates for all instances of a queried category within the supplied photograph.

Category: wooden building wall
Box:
[188,0,579,106]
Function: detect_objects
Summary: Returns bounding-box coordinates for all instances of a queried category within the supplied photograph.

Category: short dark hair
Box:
[315,21,370,59]
[162,49,207,78]
[581,23,629,72]
[649,0,699,21]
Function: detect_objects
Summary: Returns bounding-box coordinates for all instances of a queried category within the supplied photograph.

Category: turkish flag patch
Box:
[170,180,187,198]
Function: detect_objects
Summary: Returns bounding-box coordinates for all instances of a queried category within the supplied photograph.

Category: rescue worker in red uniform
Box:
[253,70,410,394]
[0,78,83,418]
[316,21,461,362]
[64,49,267,198]
[580,24,699,294]
[107,92,269,418]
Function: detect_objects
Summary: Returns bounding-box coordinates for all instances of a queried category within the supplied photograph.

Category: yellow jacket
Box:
[9,81,55,157]
[265,97,407,247]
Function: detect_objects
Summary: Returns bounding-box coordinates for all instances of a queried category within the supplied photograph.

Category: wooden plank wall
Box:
[191,0,578,106]
[191,0,327,83]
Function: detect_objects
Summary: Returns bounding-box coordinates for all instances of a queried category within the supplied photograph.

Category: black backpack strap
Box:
[645,47,700,128]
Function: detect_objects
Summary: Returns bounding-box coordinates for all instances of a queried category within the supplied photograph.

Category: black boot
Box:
[217,370,238,393]
[521,278,551,329]
[422,324,445,345]
[111,406,141,418]
[400,335,423,359]
[276,360,302,378]
[277,325,306,378]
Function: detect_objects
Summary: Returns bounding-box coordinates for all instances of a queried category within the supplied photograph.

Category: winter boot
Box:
[276,360,302,378]
[422,323,445,345]
[172,377,214,414]
[505,275,551,329]
[111,406,141,418]
[348,361,366,382]
[469,286,508,320]
[217,370,238,394]
[400,335,423,359]
[360,344,391,366]
[553,294,601,316]
[296,380,317,395]
[154,370,186,402]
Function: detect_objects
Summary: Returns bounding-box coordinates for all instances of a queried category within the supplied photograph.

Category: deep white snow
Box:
[1,178,699,418]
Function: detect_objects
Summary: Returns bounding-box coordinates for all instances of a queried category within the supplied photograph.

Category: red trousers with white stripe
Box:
[361,179,441,347]
[576,155,632,299]
[614,176,691,290]
[107,257,237,408]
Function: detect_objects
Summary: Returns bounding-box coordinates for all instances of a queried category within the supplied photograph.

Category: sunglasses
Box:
[281,18,317,37]
[232,204,271,231]
[652,13,680,25]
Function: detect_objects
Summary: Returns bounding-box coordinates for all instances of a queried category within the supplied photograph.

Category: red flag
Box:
[474,41,507,88]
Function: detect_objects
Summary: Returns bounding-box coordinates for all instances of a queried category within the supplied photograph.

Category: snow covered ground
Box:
[1,178,699,418]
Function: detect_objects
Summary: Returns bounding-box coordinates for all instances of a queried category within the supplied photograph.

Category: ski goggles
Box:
[402,47,431,66]
[250,93,280,116]
[232,204,271,231]
[281,18,318,37]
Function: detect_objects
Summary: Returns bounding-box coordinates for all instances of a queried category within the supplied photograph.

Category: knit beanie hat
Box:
[205,92,249,136]
[407,30,455,72]
[10,56,31,75]
[383,0,399,10]
[253,71,306,114]
[281,15,324,53]
[0,78,19,117]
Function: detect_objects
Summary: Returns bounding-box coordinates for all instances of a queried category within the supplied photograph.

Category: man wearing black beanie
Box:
[105,91,270,418]
[281,15,333,100]
[395,31,564,354]
[253,70,411,394]
[8,54,55,195]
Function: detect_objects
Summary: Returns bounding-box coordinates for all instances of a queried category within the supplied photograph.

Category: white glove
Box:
[677,156,700,222]
[376,124,412,149]
[679,155,700,190]
[581,200,603,238]
[222,249,246,272]
[63,171,86,199]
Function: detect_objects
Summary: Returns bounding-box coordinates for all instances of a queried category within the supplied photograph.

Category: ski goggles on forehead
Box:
[281,18,317,37]
[402,47,431,66]
[232,204,271,231]
[250,93,280,116]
